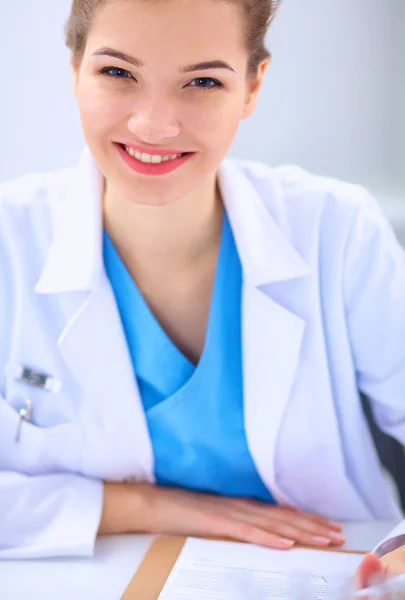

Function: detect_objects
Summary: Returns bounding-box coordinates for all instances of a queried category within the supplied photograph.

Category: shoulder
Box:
[228,158,391,249]
[0,166,74,291]
[0,166,71,246]
[0,166,70,214]
[231,158,378,219]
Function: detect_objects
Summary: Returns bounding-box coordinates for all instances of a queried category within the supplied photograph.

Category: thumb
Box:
[355,553,384,590]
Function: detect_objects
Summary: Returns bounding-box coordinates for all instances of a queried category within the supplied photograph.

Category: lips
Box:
[115,142,194,176]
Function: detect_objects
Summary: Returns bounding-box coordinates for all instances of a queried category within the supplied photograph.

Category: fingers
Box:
[238,499,342,531]
[221,519,296,550]
[281,512,345,546]
[255,517,340,548]
[258,521,335,548]
[356,554,385,590]
[237,502,345,547]
[219,510,341,550]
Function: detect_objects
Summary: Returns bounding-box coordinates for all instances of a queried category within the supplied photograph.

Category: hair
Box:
[65,0,280,76]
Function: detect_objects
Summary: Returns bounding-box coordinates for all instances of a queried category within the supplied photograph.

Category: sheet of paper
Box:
[158,538,363,600]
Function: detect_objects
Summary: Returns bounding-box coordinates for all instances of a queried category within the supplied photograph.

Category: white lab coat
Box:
[1,148,405,559]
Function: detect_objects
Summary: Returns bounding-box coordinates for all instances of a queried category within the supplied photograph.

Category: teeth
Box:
[125,146,183,164]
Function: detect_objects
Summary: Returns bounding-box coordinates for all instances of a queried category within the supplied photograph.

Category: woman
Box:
[1,0,405,560]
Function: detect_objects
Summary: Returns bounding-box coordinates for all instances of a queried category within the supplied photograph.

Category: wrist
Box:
[98,481,151,535]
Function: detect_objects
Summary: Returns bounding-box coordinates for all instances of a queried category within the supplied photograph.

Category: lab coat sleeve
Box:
[373,520,405,557]
[0,469,104,559]
[0,471,103,559]
[343,189,405,442]
[0,196,104,559]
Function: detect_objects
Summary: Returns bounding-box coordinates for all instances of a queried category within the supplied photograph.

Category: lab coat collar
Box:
[35,148,104,294]
[36,147,310,294]
[218,160,311,287]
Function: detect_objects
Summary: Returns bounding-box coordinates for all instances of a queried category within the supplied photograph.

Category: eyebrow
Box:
[92,48,236,73]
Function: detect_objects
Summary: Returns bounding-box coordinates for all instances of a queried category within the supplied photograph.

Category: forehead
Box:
[87,0,246,61]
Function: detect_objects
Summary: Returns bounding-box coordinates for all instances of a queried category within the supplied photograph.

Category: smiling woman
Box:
[66,0,274,208]
[1,0,405,571]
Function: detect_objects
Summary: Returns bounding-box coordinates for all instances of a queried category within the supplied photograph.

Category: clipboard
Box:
[120,537,367,599]
[121,536,186,599]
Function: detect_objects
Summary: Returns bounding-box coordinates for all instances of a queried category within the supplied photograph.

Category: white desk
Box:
[0,522,397,600]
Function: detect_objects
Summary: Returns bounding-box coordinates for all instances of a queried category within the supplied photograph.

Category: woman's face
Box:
[72,0,268,206]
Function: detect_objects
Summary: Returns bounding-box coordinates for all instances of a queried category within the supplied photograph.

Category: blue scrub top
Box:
[103,212,275,502]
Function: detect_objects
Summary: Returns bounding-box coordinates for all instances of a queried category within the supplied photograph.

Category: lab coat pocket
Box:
[0,396,85,475]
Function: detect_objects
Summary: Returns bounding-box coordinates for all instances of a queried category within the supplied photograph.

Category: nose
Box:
[127,92,181,143]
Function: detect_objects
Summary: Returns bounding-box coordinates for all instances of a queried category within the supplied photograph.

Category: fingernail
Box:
[328,520,342,529]
[329,532,346,542]
[279,538,295,548]
[313,536,331,545]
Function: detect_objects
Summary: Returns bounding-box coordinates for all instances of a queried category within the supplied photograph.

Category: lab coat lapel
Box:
[35,149,154,481]
[219,161,310,503]
[57,279,154,481]
[242,286,306,503]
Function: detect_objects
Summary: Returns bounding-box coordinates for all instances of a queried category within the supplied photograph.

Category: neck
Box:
[103,174,223,274]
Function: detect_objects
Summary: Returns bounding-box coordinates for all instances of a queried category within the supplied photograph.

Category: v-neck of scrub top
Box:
[103,237,195,412]
[103,213,276,503]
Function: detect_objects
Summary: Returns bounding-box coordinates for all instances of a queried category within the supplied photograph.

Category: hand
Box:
[381,546,405,577]
[138,483,345,549]
[356,548,405,590]
[356,554,386,589]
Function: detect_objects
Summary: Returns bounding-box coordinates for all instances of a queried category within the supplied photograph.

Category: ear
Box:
[242,57,270,120]
[70,55,81,99]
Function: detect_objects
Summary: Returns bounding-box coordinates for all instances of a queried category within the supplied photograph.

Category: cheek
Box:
[78,84,129,134]
[184,97,243,147]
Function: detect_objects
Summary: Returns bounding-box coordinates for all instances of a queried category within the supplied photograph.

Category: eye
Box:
[188,77,223,91]
[99,67,134,80]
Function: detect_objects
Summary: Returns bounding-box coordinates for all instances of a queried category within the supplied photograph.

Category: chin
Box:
[120,181,187,207]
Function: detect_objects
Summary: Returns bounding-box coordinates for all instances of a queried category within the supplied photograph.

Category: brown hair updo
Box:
[65,0,280,77]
